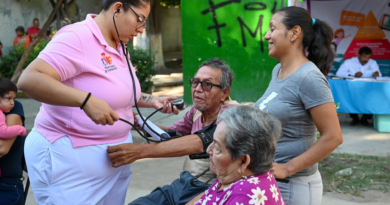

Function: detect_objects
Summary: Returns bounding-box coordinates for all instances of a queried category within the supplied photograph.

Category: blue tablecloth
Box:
[328,78,390,114]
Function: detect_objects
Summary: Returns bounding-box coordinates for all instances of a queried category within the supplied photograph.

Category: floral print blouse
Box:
[194,171,284,205]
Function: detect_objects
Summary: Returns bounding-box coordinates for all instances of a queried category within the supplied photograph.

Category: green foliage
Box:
[0,46,25,79]
[319,153,390,195]
[0,39,49,79]
[128,45,157,93]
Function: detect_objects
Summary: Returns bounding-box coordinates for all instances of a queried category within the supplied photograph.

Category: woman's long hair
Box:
[277,7,334,76]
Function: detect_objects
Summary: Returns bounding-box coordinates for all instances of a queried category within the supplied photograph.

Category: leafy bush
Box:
[128,45,157,93]
[0,39,49,79]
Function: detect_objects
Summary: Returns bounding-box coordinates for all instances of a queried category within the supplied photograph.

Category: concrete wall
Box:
[0,0,101,55]
[161,6,182,53]
[182,0,287,103]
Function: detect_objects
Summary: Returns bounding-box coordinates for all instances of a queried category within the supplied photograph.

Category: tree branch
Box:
[67,0,77,8]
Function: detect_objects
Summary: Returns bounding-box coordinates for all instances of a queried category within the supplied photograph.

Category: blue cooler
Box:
[373,114,390,133]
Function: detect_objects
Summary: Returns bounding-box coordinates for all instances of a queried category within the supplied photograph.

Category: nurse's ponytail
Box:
[277,7,334,76]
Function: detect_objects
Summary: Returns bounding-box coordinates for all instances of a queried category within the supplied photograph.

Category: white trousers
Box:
[24,128,133,205]
[277,170,323,205]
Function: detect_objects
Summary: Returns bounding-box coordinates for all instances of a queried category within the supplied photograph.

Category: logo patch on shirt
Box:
[258,92,278,111]
[101,53,117,73]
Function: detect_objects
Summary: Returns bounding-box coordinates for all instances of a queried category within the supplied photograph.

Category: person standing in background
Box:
[0,41,3,56]
[13,26,31,48]
[27,18,41,42]
[0,78,26,205]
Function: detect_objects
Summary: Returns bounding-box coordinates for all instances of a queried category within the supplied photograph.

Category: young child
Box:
[0,77,26,138]
[13,26,30,48]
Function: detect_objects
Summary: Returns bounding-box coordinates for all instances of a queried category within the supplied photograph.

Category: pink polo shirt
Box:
[35,14,141,148]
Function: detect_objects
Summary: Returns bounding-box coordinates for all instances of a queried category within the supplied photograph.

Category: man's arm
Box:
[0,114,24,158]
[371,60,382,77]
[107,134,203,167]
[336,60,354,77]
[137,93,181,114]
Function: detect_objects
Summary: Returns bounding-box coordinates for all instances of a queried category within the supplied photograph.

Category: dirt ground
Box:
[322,190,390,205]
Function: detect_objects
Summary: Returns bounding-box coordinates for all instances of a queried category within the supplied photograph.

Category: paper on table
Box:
[347,77,376,82]
[333,75,355,79]
[376,77,390,82]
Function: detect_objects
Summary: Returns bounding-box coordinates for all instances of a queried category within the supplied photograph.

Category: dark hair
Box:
[102,0,150,11]
[0,41,2,46]
[46,26,54,36]
[0,77,18,98]
[277,7,334,76]
[358,46,372,55]
[33,18,39,22]
[198,58,234,90]
[15,26,25,33]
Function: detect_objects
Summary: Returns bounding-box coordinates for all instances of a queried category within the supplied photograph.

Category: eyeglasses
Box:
[190,78,222,91]
[124,3,147,28]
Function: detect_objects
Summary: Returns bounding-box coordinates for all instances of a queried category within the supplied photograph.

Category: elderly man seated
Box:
[187,105,284,205]
[107,58,237,205]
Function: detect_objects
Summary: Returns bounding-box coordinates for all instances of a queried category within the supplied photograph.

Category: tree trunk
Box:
[11,0,64,83]
[134,27,149,50]
[149,0,165,70]
[149,33,165,70]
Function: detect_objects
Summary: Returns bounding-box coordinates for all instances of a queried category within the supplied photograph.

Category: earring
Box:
[291,39,294,43]
[242,175,247,179]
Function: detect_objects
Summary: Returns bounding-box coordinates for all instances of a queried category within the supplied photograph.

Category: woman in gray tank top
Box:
[254,6,343,205]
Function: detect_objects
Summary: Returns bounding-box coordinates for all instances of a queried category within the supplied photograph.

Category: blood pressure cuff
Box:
[165,129,183,138]
[189,120,217,159]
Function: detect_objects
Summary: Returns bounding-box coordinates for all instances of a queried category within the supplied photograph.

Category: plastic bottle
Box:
[334,168,353,176]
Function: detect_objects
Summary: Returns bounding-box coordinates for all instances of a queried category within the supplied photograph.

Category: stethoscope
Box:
[112,8,293,186]
[112,9,183,143]
[112,8,218,188]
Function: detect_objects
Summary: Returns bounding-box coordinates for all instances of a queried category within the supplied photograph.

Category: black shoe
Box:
[349,119,359,126]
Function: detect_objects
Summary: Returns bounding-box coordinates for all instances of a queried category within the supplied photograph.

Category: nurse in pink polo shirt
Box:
[18,1,180,204]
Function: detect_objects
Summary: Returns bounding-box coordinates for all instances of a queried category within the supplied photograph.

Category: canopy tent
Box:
[293,0,390,76]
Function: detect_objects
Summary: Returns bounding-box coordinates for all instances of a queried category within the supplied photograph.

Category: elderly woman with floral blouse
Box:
[187,105,284,205]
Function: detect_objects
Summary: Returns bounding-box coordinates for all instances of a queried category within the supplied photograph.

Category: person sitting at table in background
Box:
[336,46,381,126]
[187,105,284,205]
[108,58,237,205]
[336,46,381,78]
[13,26,31,48]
